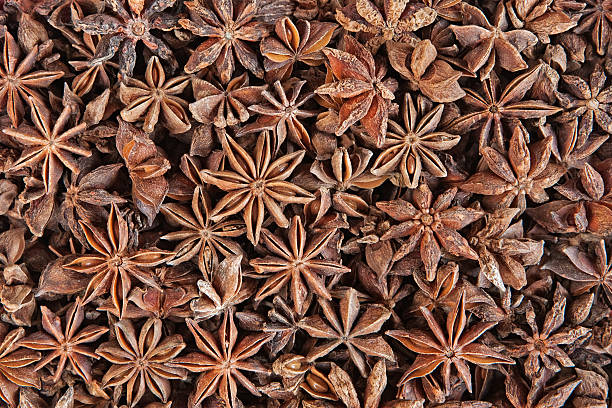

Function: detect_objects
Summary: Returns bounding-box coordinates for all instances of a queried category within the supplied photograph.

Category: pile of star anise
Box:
[0,0,610,407]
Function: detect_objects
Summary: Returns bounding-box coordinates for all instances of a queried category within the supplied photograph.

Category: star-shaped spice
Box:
[190,72,266,129]
[0,32,64,128]
[575,0,612,56]
[450,2,538,79]
[200,130,314,245]
[59,162,126,245]
[335,0,436,52]
[161,185,245,277]
[386,291,514,394]
[469,207,544,291]
[507,287,590,379]
[461,125,565,214]
[0,326,41,407]
[96,318,187,406]
[4,97,92,193]
[63,204,174,317]
[261,17,337,82]
[449,65,561,151]
[250,215,350,315]
[377,183,484,281]
[179,0,269,82]
[19,298,108,383]
[237,79,318,152]
[371,93,460,188]
[119,56,191,134]
[315,35,398,147]
[299,288,395,377]
[169,313,272,408]
[75,0,179,78]
[556,64,612,139]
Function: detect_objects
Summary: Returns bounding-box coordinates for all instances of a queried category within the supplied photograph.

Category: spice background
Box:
[0,0,610,407]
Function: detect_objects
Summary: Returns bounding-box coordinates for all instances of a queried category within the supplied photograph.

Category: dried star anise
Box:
[75,0,179,78]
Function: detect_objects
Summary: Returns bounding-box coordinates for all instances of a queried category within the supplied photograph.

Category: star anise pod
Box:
[555,64,612,139]
[4,97,92,193]
[299,287,395,377]
[449,65,561,151]
[191,254,256,320]
[315,34,398,146]
[335,0,436,53]
[169,312,272,408]
[189,72,266,129]
[462,125,565,214]
[469,207,544,291]
[505,0,582,40]
[502,365,582,408]
[371,93,460,188]
[96,318,187,407]
[63,203,173,317]
[250,215,350,314]
[574,0,612,56]
[377,183,484,281]
[75,0,179,78]
[199,130,314,245]
[161,185,245,277]
[450,2,538,80]
[179,0,269,83]
[59,162,126,246]
[119,56,191,134]
[261,17,337,82]
[0,32,64,128]
[507,287,590,379]
[68,33,117,97]
[0,325,41,407]
[309,146,386,218]
[18,298,108,383]
[386,290,514,394]
[264,295,312,357]
[236,79,318,152]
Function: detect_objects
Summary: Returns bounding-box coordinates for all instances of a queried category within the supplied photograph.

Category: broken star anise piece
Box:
[315,34,398,146]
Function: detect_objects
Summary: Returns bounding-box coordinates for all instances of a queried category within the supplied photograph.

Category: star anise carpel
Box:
[18,298,108,383]
[199,129,314,245]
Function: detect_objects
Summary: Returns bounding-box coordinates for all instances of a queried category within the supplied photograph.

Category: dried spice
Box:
[0,1,611,407]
